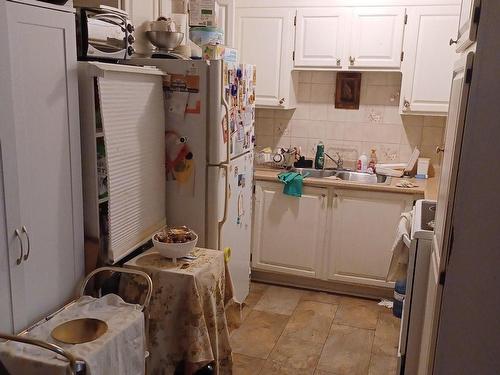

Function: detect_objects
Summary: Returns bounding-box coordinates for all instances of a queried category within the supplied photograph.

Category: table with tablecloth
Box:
[0,294,145,375]
[120,247,233,375]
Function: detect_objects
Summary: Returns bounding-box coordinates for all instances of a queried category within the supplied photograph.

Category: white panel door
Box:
[328,189,414,287]
[294,8,348,68]
[236,8,295,107]
[252,181,327,278]
[7,2,84,330]
[434,53,473,266]
[349,7,405,69]
[400,6,459,115]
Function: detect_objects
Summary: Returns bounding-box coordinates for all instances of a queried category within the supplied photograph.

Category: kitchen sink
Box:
[293,168,391,184]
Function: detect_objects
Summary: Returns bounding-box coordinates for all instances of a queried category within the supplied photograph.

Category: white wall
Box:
[255,71,445,167]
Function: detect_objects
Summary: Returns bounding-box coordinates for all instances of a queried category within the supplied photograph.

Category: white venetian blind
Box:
[97,67,166,263]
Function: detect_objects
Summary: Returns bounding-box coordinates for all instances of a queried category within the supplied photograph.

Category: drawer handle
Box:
[349,56,355,66]
[14,229,24,265]
[336,58,341,67]
[449,38,458,45]
[22,226,30,261]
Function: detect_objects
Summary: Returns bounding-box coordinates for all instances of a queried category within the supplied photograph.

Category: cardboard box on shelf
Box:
[202,44,237,62]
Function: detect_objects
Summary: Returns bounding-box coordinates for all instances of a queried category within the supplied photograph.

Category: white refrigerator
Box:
[130,57,256,303]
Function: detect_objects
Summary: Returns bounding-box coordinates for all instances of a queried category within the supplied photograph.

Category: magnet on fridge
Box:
[236,68,242,79]
[234,166,238,176]
[231,84,238,97]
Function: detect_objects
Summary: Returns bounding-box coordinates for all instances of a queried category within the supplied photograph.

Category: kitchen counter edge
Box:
[254,168,438,200]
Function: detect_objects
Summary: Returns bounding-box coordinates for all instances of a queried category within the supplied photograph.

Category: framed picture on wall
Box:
[335,72,361,109]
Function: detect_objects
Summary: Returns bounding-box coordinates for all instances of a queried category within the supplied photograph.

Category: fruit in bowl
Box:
[152,226,198,260]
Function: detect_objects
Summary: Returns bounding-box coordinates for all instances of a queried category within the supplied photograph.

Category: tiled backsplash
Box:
[255,71,446,168]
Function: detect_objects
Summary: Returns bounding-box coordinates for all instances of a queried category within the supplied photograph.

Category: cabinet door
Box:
[349,7,405,69]
[400,6,459,115]
[252,181,327,278]
[236,8,295,108]
[455,0,480,52]
[328,189,414,287]
[0,0,19,334]
[294,8,348,68]
[7,2,84,330]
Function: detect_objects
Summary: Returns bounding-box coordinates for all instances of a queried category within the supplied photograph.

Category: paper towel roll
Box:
[172,13,188,44]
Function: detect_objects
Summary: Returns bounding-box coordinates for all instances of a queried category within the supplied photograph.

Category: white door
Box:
[220,152,254,303]
[328,189,414,287]
[400,6,459,115]
[349,7,406,69]
[416,239,441,375]
[7,2,84,330]
[434,52,474,266]
[252,181,327,278]
[235,8,295,107]
[294,8,348,68]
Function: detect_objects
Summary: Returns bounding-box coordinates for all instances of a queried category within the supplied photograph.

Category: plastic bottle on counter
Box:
[357,153,368,173]
[314,141,325,170]
[367,149,378,174]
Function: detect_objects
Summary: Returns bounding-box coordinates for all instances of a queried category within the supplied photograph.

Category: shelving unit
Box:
[78,62,167,265]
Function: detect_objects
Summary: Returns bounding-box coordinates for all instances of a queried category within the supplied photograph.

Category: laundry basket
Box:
[0,267,153,375]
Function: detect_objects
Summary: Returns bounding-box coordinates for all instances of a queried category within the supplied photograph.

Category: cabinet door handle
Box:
[403,99,410,111]
[279,97,285,105]
[349,56,355,66]
[14,229,24,265]
[22,226,30,261]
[436,146,445,154]
[449,38,458,45]
[336,58,341,67]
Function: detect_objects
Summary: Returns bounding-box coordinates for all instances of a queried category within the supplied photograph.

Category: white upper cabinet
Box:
[400,6,459,115]
[236,7,296,108]
[348,7,406,69]
[294,8,348,68]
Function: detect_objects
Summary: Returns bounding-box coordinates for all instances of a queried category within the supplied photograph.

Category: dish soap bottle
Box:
[357,153,368,173]
[314,141,325,169]
[367,149,378,174]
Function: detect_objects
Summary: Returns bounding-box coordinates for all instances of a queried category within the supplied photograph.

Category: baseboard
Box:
[251,269,393,300]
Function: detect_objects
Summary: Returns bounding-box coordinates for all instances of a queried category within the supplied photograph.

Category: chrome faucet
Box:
[324,152,344,170]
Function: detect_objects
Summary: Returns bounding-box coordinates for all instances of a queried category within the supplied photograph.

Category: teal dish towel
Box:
[278,172,308,197]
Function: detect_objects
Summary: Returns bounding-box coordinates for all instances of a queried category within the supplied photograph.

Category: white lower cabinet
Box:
[327,189,415,288]
[252,180,418,290]
[252,181,327,278]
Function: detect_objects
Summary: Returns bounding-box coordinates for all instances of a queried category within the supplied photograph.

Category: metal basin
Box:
[334,170,390,184]
[292,168,337,178]
[146,31,184,51]
[293,168,390,184]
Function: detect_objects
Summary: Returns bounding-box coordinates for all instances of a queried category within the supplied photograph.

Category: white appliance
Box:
[397,199,436,375]
[129,57,256,303]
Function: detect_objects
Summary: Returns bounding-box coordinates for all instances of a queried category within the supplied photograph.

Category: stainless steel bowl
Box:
[146,31,184,51]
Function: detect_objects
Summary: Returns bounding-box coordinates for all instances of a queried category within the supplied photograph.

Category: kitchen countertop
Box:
[254,168,439,200]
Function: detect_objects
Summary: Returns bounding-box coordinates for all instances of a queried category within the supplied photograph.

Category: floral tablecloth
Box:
[120,247,233,375]
[0,294,145,375]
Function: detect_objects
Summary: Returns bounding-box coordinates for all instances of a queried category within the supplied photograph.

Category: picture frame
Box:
[335,72,361,109]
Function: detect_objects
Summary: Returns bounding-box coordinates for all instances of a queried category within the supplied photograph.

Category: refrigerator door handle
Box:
[218,163,230,247]
[222,72,231,165]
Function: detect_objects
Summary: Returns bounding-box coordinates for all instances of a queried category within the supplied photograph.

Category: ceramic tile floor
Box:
[227,282,401,375]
